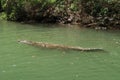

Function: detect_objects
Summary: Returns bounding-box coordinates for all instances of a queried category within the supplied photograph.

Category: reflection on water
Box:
[0,20,120,80]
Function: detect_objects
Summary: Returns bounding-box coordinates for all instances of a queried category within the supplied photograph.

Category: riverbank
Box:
[0,0,120,30]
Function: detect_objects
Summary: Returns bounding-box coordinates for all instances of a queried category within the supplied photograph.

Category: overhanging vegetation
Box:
[0,0,120,29]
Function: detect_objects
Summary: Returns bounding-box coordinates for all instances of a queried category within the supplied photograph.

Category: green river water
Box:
[0,20,120,80]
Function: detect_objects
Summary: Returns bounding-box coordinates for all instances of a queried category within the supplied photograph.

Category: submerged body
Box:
[18,40,103,51]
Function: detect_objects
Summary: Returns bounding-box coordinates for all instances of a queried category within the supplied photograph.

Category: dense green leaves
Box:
[0,0,119,28]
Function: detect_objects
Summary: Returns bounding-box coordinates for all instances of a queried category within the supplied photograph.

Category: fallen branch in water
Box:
[85,23,98,27]
[18,40,104,51]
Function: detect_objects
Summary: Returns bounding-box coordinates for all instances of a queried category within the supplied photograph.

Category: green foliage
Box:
[82,0,120,17]
[0,0,59,21]
[0,12,7,20]
[0,0,25,21]
[0,0,119,28]
[80,0,120,27]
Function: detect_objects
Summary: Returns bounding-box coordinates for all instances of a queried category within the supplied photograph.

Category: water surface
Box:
[0,20,120,80]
